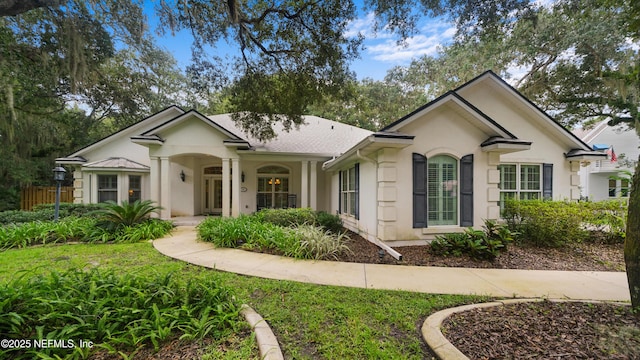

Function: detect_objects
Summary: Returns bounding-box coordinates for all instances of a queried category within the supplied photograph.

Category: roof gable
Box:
[65,105,185,158]
[455,70,593,151]
[141,110,246,141]
[381,91,517,139]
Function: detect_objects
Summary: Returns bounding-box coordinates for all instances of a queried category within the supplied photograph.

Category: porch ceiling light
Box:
[180,170,185,182]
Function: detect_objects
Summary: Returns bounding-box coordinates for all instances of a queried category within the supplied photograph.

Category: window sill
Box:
[421,226,466,235]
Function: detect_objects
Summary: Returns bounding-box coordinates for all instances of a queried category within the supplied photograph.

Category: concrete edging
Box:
[422,298,631,360]
[240,304,284,360]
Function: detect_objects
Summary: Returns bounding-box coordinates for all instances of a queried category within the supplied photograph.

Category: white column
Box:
[159,157,171,219]
[301,161,309,208]
[150,157,160,205]
[309,161,317,210]
[231,158,241,217]
[222,158,231,217]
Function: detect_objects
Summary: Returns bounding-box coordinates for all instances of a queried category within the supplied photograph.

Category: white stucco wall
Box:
[392,105,494,241]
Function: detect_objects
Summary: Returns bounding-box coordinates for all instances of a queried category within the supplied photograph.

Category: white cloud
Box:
[365,20,456,63]
[345,12,393,39]
[367,35,442,62]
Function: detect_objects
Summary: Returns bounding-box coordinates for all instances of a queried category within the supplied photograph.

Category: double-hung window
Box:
[98,174,118,203]
[498,164,542,204]
[609,179,630,197]
[340,164,359,218]
[128,175,141,202]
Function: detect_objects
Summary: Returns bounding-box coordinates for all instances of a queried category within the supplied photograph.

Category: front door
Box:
[203,176,223,215]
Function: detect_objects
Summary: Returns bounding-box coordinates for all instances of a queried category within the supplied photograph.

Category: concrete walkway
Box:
[153,226,631,302]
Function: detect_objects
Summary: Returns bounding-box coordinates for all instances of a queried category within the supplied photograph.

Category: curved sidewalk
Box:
[153,226,630,302]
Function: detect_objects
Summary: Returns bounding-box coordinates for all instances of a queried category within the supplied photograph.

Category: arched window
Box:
[257,165,290,210]
[413,153,473,228]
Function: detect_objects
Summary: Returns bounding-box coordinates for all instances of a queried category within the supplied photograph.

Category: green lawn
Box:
[0,241,487,359]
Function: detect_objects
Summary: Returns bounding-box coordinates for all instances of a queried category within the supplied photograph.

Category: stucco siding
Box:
[151,117,238,159]
[391,106,493,240]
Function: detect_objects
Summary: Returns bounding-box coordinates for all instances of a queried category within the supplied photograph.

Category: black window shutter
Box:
[460,154,474,227]
[354,163,360,220]
[413,153,428,228]
[338,170,342,214]
[543,163,553,200]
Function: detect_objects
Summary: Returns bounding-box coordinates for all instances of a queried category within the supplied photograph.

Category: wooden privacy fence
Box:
[21,186,74,211]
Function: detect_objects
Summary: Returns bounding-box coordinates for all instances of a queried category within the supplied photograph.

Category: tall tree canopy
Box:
[154,0,533,140]
[385,0,638,129]
[0,0,192,209]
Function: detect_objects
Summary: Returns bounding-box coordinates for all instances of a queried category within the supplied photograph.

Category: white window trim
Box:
[427,155,459,227]
[498,163,542,201]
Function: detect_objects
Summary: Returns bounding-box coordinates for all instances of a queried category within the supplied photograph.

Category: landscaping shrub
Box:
[580,200,627,243]
[0,268,241,359]
[503,199,627,247]
[198,215,268,248]
[92,200,162,230]
[256,207,317,227]
[0,217,173,249]
[198,214,351,260]
[430,220,515,260]
[315,211,343,234]
[32,202,102,217]
[0,203,103,225]
[294,224,351,260]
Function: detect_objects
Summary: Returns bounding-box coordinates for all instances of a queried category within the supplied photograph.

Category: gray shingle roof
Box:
[208,114,372,155]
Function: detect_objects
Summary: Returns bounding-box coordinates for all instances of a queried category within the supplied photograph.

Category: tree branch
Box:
[0,0,61,17]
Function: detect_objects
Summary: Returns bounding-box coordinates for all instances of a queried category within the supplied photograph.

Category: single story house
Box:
[57,71,605,246]
[574,120,639,201]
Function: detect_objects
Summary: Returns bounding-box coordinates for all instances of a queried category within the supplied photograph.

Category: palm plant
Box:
[94,200,162,230]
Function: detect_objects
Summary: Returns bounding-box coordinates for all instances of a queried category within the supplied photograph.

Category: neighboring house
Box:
[57,71,605,246]
[575,120,639,201]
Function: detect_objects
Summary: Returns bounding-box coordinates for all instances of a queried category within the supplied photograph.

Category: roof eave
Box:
[323,133,415,171]
[55,156,87,165]
[481,137,532,153]
[131,135,165,146]
[565,150,609,161]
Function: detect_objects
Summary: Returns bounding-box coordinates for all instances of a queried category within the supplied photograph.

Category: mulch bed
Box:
[332,232,637,359]
[442,300,640,359]
[333,231,625,272]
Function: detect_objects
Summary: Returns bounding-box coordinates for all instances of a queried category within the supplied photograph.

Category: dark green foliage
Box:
[32,203,103,217]
[0,268,240,359]
[503,199,627,247]
[255,208,344,234]
[0,217,173,250]
[0,203,102,225]
[430,220,515,260]
[93,200,162,230]
[197,213,350,260]
[197,215,277,248]
[256,208,317,227]
[315,211,344,234]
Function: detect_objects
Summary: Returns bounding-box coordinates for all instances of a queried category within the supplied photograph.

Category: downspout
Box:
[356,150,377,165]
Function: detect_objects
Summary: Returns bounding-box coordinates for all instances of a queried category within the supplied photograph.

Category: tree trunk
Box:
[625,157,640,310]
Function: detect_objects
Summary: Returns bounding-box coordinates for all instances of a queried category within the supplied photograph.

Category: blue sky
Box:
[143,1,456,81]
